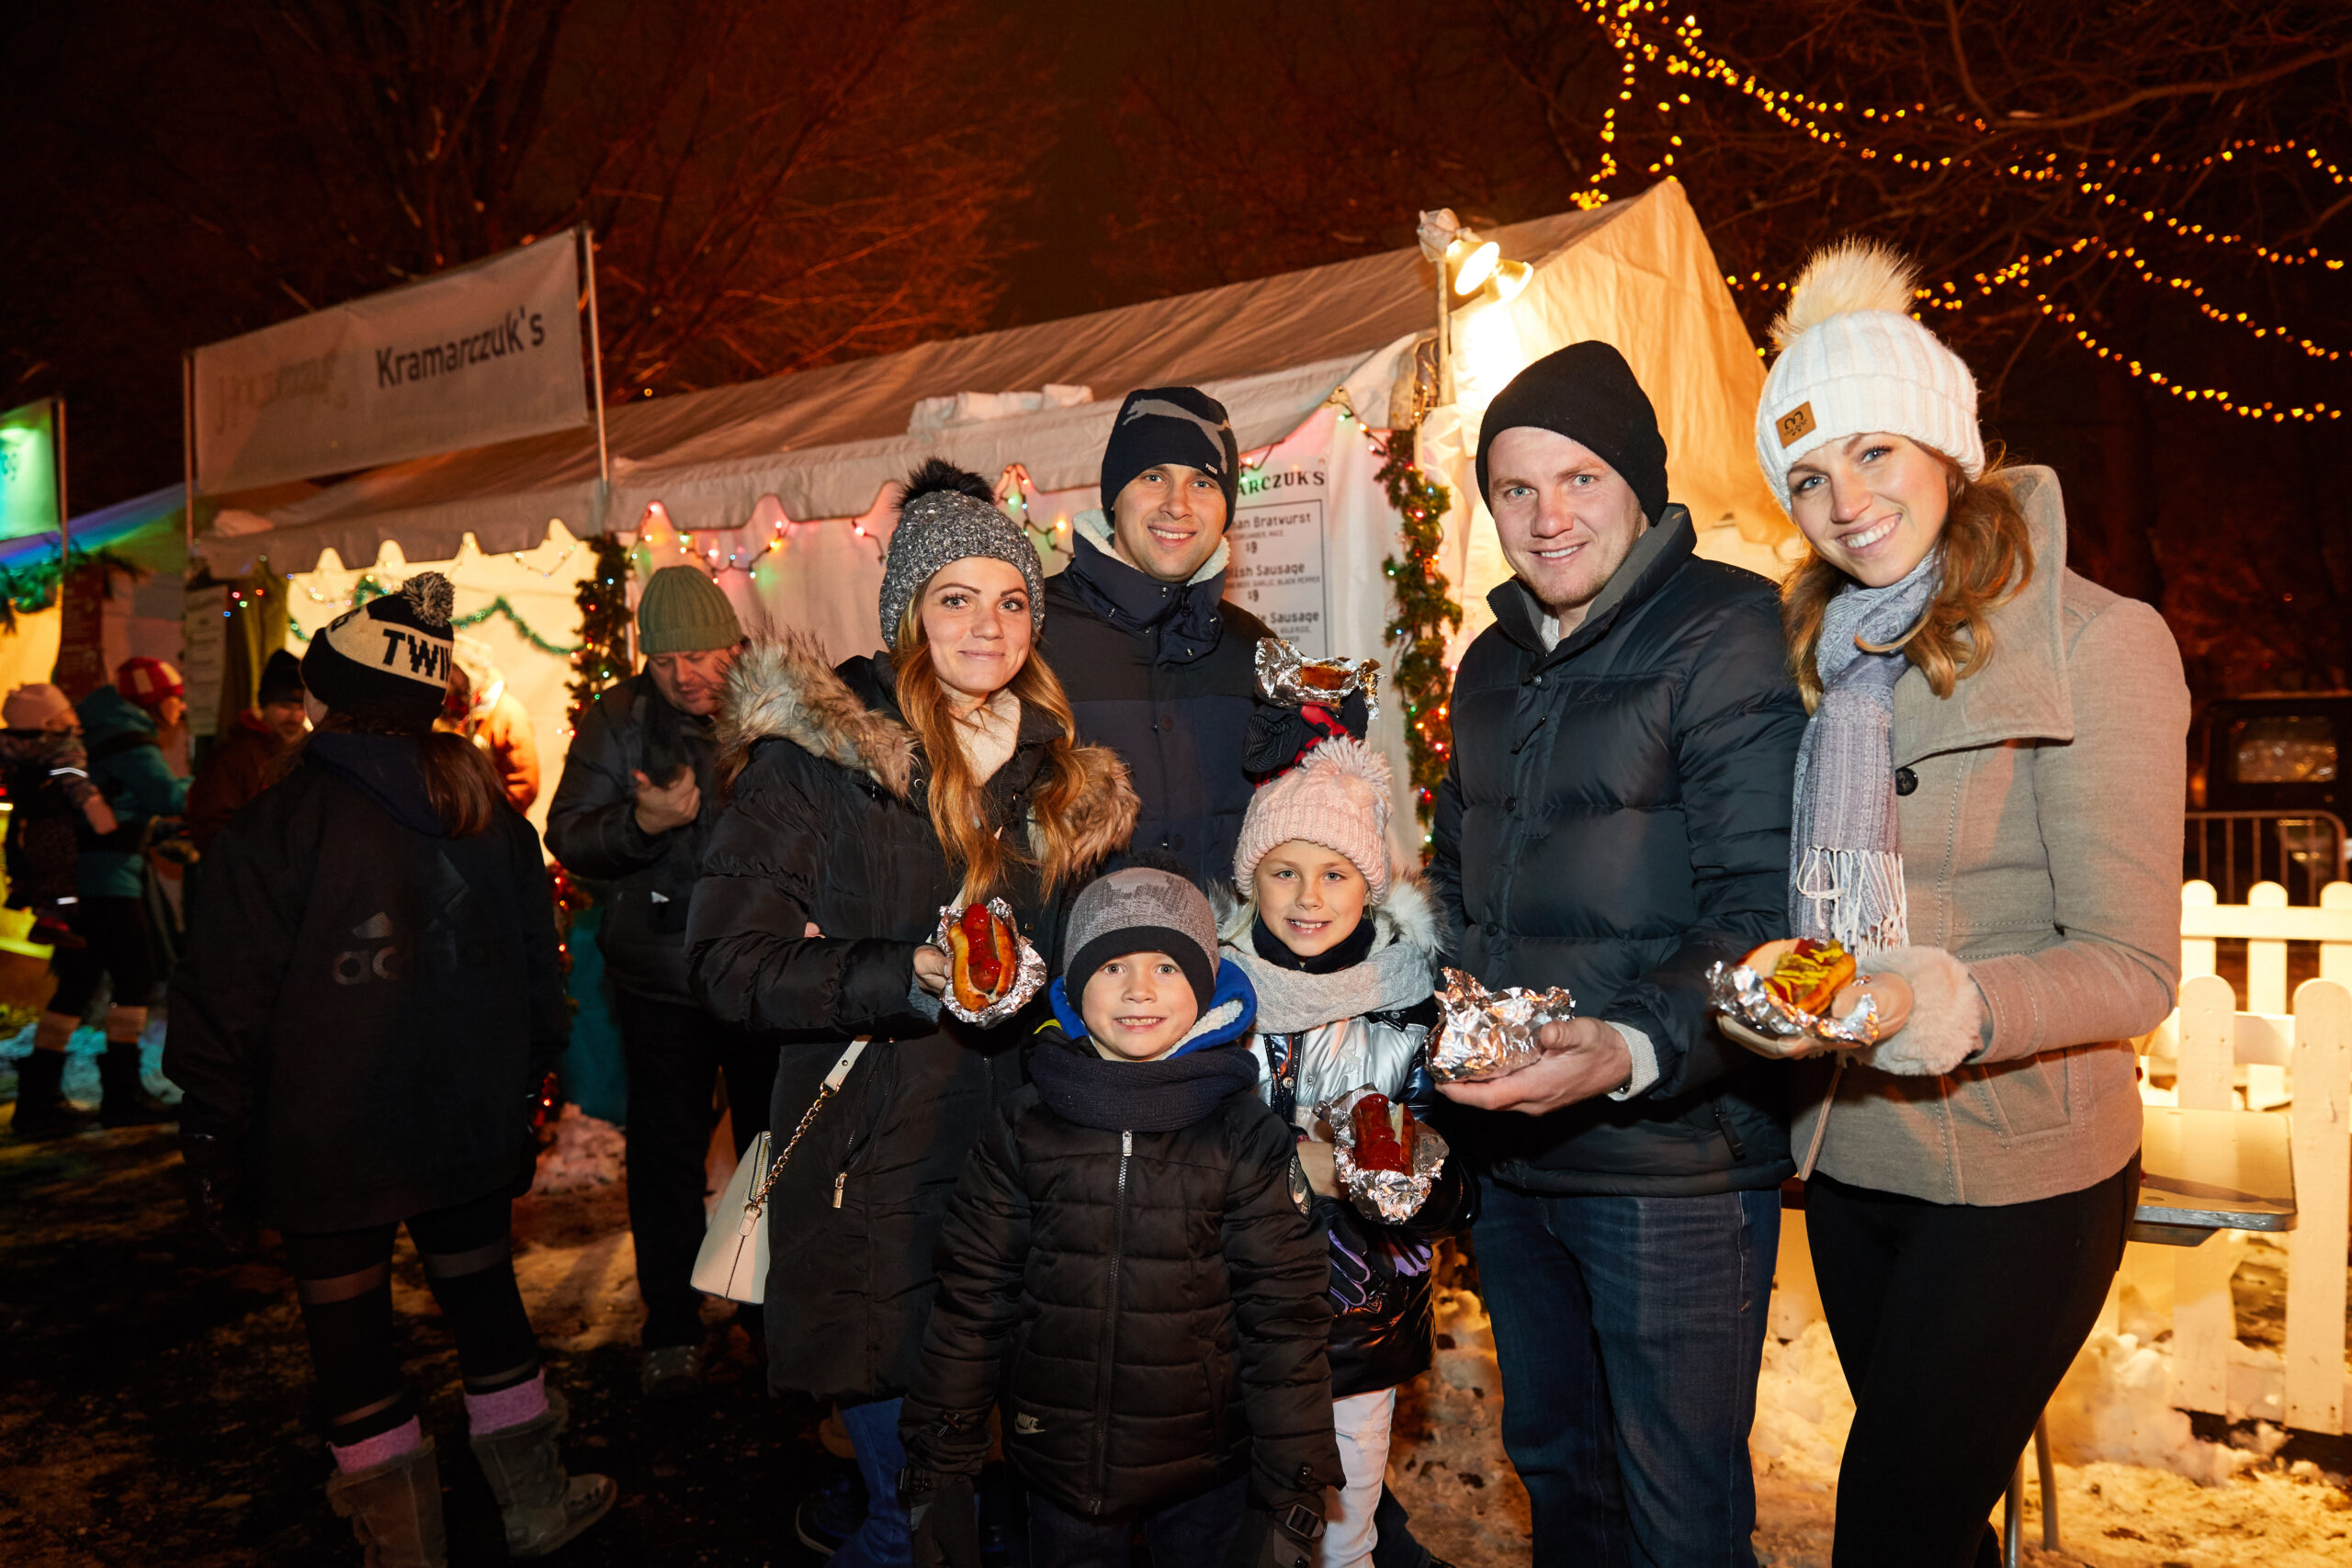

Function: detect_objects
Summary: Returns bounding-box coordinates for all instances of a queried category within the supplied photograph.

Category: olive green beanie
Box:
[636,565,744,655]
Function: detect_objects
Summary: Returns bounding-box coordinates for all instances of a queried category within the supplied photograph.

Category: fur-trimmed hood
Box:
[717,632,1138,871]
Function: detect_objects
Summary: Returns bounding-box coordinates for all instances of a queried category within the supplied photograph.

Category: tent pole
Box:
[182,354,197,561]
[55,396,69,564]
[1435,264,1452,408]
[582,224,611,528]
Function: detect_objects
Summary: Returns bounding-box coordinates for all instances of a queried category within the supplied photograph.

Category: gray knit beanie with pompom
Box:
[876,459,1045,649]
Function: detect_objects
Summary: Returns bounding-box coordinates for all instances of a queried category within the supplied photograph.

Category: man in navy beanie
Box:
[1039,386,1272,888]
[1430,340,1806,1567]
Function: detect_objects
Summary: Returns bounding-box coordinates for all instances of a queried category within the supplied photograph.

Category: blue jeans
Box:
[834,1397,912,1568]
[1025,1472,1248,1568]
[1475,1181,1779,1568]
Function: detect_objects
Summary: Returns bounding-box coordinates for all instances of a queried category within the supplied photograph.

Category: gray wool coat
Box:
[1793,466,2189,1206]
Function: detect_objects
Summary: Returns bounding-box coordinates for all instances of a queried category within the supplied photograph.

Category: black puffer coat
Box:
[543,672,718,1006]
[686,636,1136,1404]
[899,1021,1342,1519]
[1430,511,1806,1196]
[164,733,566,1233]
[1039,517,1272,887]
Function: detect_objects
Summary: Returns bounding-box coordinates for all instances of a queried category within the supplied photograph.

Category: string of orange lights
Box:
[1568,1,2346,420]
[1574,2,2347,272]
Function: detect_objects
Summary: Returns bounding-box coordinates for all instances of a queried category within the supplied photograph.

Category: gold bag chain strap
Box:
[742,1036,868,1221]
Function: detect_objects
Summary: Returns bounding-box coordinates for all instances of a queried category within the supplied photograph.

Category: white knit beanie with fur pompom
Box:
[1755,240,1984,509]
[1233,737,1395,903]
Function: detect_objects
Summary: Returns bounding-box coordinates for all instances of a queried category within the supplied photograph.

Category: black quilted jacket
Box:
[899,1024,1343,1520]
[1430,510,1806,1196]
[685,637,1136,1404]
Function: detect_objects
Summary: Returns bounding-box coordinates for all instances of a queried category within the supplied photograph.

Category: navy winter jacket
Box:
[1039,518,1272,889]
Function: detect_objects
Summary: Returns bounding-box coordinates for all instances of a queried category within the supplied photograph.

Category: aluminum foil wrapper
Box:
[1705,957,1885,1052]
[1318,1084,1449,1226]
[1428,966,1575,1082]
[933,897,1046,1026]
[1256,637,1382,723]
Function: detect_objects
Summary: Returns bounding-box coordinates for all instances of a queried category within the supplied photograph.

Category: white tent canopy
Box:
[195,182,1789,582]
[197,183,1794,851]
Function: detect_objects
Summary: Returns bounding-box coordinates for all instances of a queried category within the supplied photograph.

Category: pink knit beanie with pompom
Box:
[1234,737,1395,902]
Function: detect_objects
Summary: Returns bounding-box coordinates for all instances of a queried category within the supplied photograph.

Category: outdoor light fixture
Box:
[1488,259,1532,303]
[1450,240,1500,298]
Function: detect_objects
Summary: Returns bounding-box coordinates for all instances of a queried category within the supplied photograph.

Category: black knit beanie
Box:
[256,649,305,706]
[300,573,457,729]
[1099,386,1241,518]
[1475,341,1670,526]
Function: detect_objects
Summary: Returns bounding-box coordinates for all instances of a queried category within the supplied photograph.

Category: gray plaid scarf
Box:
[1788,551,1940,956]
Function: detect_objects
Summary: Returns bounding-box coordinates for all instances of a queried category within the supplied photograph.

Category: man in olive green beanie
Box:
[545,562,764,1399]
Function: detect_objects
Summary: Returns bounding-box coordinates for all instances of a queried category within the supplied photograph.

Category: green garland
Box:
[1377,427,1464,841]
[0,547,144,631]
[288,581,581,656]
[568,535,634,723]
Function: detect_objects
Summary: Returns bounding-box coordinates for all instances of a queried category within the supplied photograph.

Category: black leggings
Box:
[49,896,157,1018]
[1807,1156,2138,1568]
[281,1190,539,1447]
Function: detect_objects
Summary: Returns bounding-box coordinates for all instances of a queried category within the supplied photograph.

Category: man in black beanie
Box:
[1039,385,1272,888]
[187,649,310,854]
[1429,340,1807,1566]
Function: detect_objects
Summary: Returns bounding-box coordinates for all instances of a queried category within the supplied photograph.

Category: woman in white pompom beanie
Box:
[1744,239,2189,1567]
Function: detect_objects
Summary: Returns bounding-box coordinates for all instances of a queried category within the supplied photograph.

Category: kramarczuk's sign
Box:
[192,234,588,491]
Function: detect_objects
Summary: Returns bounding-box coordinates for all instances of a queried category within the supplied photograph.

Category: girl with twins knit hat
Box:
[167,575,616,1567]
[1223,737,1472,1568]
[1741,240,2188,1564]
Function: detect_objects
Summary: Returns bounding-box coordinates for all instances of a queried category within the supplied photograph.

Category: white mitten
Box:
[1856,945,1982,1077]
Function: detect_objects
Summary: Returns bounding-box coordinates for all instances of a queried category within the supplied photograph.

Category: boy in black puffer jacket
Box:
[899,865,1341,1568]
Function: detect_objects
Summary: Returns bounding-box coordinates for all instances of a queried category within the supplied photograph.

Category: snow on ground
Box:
[530,1103,628,1196]
[1383,1220,2352,1568]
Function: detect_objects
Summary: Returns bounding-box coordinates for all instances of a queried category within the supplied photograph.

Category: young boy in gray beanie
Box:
[899,863,1341,1568]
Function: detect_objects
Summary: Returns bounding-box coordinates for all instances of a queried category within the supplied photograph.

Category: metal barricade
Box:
[2183,810,2347,905]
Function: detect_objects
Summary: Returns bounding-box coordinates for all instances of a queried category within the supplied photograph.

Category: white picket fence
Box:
[2138,880,2352,1435]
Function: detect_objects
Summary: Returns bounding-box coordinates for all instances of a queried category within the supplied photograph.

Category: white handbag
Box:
[691,1036,869,1303]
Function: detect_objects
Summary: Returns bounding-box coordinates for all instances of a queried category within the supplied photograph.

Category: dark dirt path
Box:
[0,1122,844,1567]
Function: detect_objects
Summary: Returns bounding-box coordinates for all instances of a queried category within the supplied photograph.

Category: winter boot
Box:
[9,1049,90,1138]
[468,1388,616,1558]
[324,1437,447,1568]
[97,1042,174,1128]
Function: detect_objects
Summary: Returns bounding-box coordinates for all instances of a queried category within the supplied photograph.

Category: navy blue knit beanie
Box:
[1100,387,1240,517]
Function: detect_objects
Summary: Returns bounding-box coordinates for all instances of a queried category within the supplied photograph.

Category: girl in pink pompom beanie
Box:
[1222,737,1470,1568]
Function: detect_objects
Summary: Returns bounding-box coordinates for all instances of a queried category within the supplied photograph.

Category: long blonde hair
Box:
[889,602,1094,901]
[1781,451,2037,710]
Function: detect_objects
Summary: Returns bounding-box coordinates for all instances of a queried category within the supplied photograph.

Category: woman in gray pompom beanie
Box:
[691,459,1139,1560]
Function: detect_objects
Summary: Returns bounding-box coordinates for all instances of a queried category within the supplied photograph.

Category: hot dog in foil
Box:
[1255,637,1382,723]
[1427,966,1576,1083]
[1318,1083,1449,1225]
[931,897,1047,1025]
[1704,955,1887,1049]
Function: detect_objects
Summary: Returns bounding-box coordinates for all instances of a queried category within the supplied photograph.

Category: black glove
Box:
[899,1469,979,1568]
[180,1132,257,1258]
[1225,1498,1325,1568]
